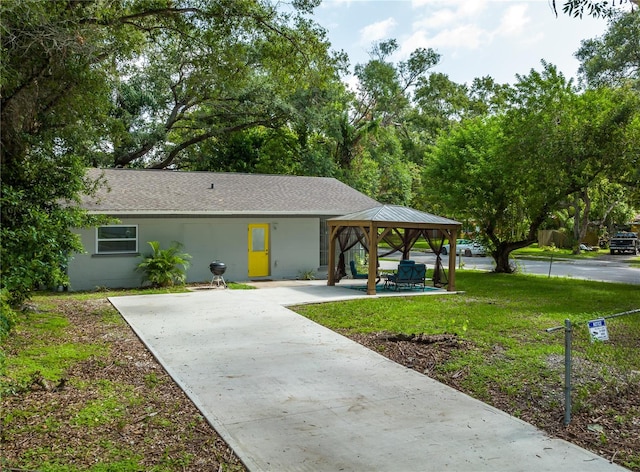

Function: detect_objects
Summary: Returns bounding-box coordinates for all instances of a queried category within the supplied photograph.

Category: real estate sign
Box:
[587,318,609,342]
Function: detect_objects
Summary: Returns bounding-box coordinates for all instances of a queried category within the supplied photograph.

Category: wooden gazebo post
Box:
[447,229,457,292]
[327,224,337,287]
[367,221,378,295]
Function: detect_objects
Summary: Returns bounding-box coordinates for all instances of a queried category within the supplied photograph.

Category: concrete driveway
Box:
[109,282,625,471]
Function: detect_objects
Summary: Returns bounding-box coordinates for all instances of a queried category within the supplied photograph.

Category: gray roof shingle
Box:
[81,168,380,216]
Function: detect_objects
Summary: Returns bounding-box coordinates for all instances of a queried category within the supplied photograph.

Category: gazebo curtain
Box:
[334,227,367,281]
[423,229,448,287]
[335,227,410,281]
[380,228,423,260]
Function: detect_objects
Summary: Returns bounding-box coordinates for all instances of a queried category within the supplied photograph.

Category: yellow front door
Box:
[248,223,269,277]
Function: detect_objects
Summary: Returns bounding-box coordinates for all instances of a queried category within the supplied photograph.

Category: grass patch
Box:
[227,282,257,290]
[1,292,245,471]
[71,380,140,427]
[2,308,107,394]
[512,244,603,260]
[51,286,190,301]
[296,272,640,394]
[297,272,639,341]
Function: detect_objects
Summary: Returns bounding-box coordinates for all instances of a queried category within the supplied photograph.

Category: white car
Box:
[440,239,487,256]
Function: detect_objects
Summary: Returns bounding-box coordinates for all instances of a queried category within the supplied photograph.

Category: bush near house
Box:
[136,241,191,288]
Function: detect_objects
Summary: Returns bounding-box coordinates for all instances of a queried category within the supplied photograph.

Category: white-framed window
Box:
[96,225,138,254]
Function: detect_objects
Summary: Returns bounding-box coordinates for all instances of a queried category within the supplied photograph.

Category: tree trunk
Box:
[573,194,581,253]
[493,246,515,273]
[491,239,537,273]
[579,190,591,244]
[572,189,592,254]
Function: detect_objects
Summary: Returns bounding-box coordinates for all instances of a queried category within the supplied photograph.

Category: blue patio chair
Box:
[350,260,368,279]
[387,262,427,291]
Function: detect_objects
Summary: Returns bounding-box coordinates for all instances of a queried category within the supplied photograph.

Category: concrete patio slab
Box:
[109,283,625,471]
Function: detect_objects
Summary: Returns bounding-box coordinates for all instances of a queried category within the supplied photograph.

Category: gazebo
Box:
[327,205,462,295]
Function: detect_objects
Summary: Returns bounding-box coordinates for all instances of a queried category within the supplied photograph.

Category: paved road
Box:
[385,252,640,285]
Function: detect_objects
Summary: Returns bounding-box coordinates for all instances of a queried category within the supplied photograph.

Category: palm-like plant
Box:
[136,241,191,287]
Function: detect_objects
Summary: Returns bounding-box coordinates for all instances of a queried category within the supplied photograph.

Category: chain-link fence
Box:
[547,309,640,427]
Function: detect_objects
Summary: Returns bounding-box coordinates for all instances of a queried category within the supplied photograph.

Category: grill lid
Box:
[209,261,227,275]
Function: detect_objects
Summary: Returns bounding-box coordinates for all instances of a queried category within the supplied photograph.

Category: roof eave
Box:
[327,219,462,228]
[86,210,354,217]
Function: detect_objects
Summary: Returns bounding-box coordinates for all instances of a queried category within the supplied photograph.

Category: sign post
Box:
[563,319,572,426]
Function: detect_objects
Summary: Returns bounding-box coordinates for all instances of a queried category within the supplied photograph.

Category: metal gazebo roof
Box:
[328,205,461,227]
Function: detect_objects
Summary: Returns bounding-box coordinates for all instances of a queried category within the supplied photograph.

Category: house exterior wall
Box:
[67,216,320,291]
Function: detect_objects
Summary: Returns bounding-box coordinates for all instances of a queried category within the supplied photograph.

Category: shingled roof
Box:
[81,168,380,216]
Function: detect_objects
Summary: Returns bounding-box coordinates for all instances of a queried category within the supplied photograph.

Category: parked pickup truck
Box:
[609,232,639,255]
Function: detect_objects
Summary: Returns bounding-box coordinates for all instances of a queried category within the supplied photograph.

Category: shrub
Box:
[136,241,191,288]
[0,288,18,374]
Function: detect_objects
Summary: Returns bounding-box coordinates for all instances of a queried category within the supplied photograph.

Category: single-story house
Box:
[67,168,380,290]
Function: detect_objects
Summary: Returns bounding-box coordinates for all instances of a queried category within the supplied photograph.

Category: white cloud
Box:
[320,0,353,7]
[429,24,487,50]
[456,0,489,17]
[397,22,486,60]
[311,0,611,85]
[397,30,429,58]
[411,0,464,6]
[412,0,488,49]
[411,0,488,21]
[411,0,435,7]
[359,17,398,44]
[413,8,458,29]
[496,4,530,37]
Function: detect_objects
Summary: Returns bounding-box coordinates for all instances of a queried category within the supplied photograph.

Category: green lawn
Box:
[512,244,603,260]
[295,272,639,340]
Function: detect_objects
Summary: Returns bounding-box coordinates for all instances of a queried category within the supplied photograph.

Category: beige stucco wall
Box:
[67,216,321,291]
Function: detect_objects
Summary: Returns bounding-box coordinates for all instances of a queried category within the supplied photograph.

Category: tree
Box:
[570,179,638,246]
[412,73,472,142]
[411,73,508,145]
[566,86,640,250]
[101,4,343,169]
[348,127,416,205]
[575,10,640,89]
[0,0,335,305]
[333,39,439,199]
[183,127,303,175]
[422,63,639,272]
[572,10,640,248]
[552,0,636,18]
[1,0,129,304]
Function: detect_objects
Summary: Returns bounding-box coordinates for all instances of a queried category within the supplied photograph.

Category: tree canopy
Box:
[1,0,639,306]
[422,64,640,271]
[575,10,640,89]
[0,0,340,304]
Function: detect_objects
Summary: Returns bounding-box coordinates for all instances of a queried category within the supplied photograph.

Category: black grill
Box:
[209,261,227,276]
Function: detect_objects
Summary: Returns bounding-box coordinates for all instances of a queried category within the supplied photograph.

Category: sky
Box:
[307,0,619,86]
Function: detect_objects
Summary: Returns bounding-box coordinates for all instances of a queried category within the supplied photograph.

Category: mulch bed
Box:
[1,298,246,471]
